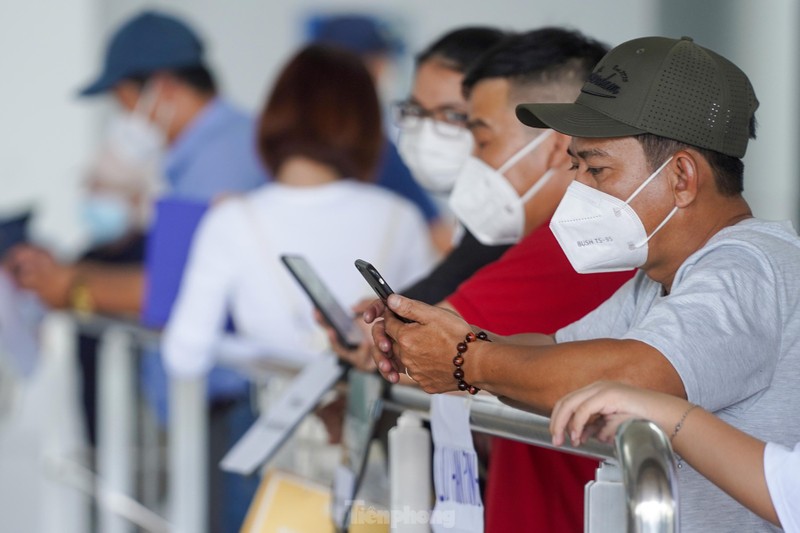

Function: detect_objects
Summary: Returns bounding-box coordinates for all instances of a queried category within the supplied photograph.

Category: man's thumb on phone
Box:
[387,294,424,323]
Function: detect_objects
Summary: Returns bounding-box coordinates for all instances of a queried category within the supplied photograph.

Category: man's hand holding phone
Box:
[354,260,414,382]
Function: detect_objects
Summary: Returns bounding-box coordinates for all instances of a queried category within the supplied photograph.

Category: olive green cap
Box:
[516,36,759,158]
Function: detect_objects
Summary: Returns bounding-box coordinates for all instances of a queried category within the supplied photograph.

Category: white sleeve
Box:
[622,245,780,411]
[161,203,241,378]
[764,441,800,532]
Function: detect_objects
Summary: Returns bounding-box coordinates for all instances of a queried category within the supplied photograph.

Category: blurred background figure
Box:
[7,10,267,316]
[312,13,404,107]
[311,13,453,253]
[162,43,436,531]
[6,10,271,531]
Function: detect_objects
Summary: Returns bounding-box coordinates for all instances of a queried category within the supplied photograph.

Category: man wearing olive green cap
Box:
[366,36,800,532]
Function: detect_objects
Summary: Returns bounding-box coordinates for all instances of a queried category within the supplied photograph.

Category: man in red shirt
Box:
[438,30,633,532]
[349,29,632,531]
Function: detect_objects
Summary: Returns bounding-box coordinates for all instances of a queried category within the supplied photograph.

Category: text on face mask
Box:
[576,236,614,247]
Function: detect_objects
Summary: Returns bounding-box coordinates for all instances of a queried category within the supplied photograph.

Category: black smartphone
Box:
[354,259,413,323]
[281,254,364,350]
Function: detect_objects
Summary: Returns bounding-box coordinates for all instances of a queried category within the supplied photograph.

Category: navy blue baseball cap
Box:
[312,14,402,55]
[79,11,205,96]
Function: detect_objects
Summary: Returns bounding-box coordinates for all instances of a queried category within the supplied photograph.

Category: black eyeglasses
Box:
[392,100,469,137]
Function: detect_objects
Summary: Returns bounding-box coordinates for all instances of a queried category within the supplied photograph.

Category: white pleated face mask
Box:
[449,130,554,245]
[397,118,474,193]
[108,82,171,166]
[549,156,677,273]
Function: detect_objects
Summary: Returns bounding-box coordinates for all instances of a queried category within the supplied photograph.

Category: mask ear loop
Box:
[498,130,553,175]
[633,205,678,249]
[132,79,161,119]
[520,168,556,204]
[624,156,673,204]
[627,156,677,249]
[134,79,174,138]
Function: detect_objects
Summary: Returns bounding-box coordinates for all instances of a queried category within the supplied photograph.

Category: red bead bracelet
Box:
[453,330,489,395]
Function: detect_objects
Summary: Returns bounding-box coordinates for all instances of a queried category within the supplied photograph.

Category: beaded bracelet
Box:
[453,330,489,395]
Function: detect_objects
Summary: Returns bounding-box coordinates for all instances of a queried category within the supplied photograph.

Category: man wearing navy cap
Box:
[8,10,266,532]
[80,10,267,201]
[11,10,267,311]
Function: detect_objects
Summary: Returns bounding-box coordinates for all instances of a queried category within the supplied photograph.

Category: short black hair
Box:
[636,117,757,197]
[462,27,609,99]
[415,27,506,73]
[124,64,217,95]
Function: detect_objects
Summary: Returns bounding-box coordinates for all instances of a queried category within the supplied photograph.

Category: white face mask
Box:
[549,156,676,274]
[449,130,554,245]
[397,118,474,193]
[107,82,171,166]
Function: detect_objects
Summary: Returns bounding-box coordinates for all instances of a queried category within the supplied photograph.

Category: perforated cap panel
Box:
[516,36,759,158]
[640,40,757,157]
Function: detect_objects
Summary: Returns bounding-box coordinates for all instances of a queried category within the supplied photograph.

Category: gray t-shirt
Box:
[556,218,800,533]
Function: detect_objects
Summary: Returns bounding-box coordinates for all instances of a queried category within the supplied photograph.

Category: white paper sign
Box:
[430,394,483,533]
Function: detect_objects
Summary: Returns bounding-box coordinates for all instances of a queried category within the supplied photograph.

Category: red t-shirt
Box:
[447,223,634,533]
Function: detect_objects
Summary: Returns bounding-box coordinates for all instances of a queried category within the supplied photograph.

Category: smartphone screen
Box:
[281,255,364,350]
[354,259,413,323]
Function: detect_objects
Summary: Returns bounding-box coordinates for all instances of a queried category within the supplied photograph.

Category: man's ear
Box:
[671,150,699,208]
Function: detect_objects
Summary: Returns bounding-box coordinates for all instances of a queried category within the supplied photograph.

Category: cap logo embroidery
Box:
[581,65,627,99]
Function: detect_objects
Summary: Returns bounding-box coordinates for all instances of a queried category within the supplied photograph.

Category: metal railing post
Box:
[96,326,137,533]
[615,420,679,533]
[168,376,208,533]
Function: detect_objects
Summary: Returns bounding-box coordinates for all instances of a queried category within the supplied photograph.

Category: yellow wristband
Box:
[69,277,94,315]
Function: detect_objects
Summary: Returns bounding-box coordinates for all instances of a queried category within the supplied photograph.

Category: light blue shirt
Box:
[163,97,268,200]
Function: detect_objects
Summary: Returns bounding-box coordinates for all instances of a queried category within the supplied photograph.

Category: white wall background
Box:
[0,0,101,255]
[1,0,797,256]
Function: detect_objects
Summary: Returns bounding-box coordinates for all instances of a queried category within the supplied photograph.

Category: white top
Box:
[765,442,800,533]
[162,180,436,377]
[557,218,800,532]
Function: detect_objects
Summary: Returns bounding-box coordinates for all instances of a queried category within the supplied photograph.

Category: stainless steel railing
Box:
[65,313,678,533]
[384,385,679,533]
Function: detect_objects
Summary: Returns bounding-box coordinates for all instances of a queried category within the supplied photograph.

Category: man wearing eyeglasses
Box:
[389,27,510,304]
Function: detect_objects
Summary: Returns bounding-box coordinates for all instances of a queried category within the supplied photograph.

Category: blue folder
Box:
[141,197,209,328]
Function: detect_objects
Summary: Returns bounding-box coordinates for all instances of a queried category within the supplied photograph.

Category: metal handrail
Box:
[385,385,679,533]
[386,386,614,460]
[69,313,678,533]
